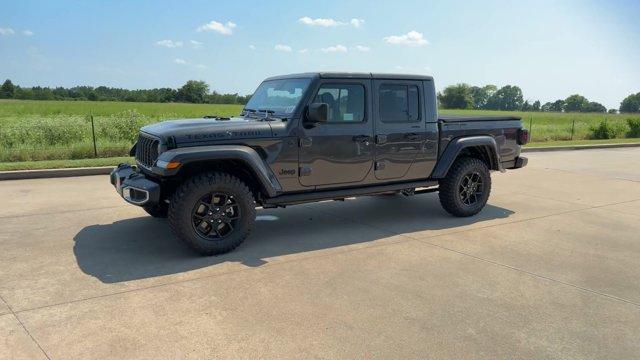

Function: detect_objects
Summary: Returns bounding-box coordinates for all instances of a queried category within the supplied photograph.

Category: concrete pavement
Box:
[1,148,639,359]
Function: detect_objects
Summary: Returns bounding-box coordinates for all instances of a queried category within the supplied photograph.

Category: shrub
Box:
[627,118,640,138]
[590,120,619,139]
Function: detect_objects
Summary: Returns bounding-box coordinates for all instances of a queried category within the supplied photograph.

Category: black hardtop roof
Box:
[264,72,433,81]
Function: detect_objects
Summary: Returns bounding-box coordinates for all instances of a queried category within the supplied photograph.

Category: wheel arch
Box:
[154,145,282,199]
[430,136,501,179]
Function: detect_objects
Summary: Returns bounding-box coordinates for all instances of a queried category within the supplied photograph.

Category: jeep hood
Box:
[140,117,274,144]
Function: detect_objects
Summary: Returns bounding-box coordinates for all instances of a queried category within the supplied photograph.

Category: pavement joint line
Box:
[535,166,640,184]
[12,235,423,315]
[305,198,640,308]
[0,293,51,360]
[522,166,640,185]
[494,190,594,208]
[0,204,127,220]
[594,207,640,219]
[415,237,640,309]
[511,191,635,209]
[8,197,640,316]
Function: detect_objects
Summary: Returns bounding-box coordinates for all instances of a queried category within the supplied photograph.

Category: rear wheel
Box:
[438,157,491,217]
[168,172,256,255]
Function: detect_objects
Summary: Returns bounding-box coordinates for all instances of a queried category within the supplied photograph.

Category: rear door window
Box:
[379,84,420,122]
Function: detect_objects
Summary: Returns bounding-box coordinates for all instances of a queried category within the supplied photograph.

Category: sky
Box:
[1,0,639,109]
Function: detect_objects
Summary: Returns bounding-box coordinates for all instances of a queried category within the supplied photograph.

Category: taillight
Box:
[517,129,529,145]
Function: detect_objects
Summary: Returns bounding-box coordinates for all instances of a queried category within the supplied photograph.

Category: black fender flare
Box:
[430,136,502,179]
[152,145,282,197]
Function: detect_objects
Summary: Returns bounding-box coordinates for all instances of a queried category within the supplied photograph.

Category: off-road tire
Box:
[168,172,256,255]
[142,203,168,218]
[438,157,491,217]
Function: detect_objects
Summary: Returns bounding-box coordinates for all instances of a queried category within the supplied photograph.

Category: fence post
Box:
[571,119,575,140]
[90,112,98,158]
[529,116,533,142]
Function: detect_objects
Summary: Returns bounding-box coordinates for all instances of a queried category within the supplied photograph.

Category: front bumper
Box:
[110,164,161,206]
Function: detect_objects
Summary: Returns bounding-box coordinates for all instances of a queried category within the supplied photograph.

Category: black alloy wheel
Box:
[192,192,241,239]
[458,171,484,206]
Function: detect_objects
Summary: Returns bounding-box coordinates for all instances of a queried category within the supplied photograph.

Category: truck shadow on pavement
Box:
[74,193,514,283]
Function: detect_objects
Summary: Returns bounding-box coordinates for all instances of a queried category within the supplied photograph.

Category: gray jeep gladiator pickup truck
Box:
[111,72,528,255]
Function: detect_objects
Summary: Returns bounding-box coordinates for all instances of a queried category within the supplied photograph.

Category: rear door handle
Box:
[404,133,421,141]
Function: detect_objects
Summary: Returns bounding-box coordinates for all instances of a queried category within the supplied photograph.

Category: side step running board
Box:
[264,180,438,207]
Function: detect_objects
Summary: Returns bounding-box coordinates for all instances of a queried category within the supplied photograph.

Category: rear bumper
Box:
[110,164,161,206]
[513,156,528,168]
[501,156,528,170]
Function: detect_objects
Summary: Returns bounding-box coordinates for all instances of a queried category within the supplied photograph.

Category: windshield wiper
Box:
[257,109,287,121]
[241,108,262,119]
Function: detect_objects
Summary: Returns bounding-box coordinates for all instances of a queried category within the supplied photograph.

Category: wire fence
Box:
[0,112,147,162]
[1,112,639,163]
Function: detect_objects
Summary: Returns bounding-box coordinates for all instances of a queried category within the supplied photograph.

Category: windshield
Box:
[244,78,311,115]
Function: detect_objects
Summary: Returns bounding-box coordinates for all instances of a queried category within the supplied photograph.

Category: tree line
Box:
[0,79,251,105]
[3,77,640,113]
[437,83,640,113]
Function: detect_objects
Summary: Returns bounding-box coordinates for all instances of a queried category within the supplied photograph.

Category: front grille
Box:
[135,133,160,168]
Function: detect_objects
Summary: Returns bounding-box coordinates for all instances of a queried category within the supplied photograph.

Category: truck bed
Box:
[437,115,524,163]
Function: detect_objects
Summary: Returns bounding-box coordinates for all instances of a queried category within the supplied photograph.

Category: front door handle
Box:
[404,133,421,141]
[353,135,372,145]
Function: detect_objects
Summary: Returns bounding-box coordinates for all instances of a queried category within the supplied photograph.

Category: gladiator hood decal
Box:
[140,117,273,144]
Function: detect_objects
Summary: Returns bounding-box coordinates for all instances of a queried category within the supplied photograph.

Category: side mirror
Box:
[307,103,328,123]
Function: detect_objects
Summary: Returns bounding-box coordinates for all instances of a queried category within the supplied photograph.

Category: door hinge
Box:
[299,138,312,147]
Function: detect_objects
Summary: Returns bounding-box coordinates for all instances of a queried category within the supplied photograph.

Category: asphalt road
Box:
[1,148,640,359]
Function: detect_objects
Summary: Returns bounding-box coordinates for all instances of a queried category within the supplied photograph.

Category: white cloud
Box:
[156,39,183,48]
[22,29,34,36]
[383,30,429,47]
[248,44,256,50]
[196,64,208,69]
[190,40,203,49]
[355,45,370,52]
[197,20,236,35]
[298,16,342,27]
[173,58,188,65]
[0,28,15,36]
[298,16,364,28]
[298,48,309,53]
[274,44,292,52]
[350,18,365,28]
[321,44,348,53]
[394,65,404,70]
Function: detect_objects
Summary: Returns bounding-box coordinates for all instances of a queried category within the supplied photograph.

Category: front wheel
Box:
[438,157,491,217]
[168,172,256,255]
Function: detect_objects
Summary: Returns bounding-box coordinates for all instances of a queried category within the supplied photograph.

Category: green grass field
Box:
[0,99,638,164]
[0,99,242,118]
[0,100,243,162]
